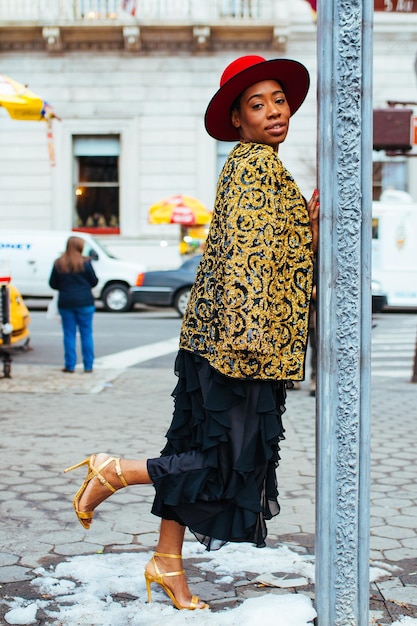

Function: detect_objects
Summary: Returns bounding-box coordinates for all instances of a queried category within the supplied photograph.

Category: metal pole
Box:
[315,1,373,624]
[359,1,373,621]
[411,330,417,383]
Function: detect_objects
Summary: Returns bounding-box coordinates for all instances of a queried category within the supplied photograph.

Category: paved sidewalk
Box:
[0,361,416,624]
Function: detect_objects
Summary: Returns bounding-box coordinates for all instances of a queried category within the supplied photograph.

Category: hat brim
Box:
[204,58,310,141]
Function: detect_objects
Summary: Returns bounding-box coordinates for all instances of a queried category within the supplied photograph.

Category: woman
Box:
[64,55,319,611]
[49,236,98,373]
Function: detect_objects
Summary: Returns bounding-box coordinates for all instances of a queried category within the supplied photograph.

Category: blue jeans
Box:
[59,305,95,371]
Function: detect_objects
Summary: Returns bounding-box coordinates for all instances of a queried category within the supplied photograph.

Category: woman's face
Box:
[231,79,291,150]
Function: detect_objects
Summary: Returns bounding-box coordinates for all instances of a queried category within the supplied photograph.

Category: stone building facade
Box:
[0,0,416,266]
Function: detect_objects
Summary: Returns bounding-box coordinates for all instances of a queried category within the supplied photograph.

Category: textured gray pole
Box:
[315,1,373,625]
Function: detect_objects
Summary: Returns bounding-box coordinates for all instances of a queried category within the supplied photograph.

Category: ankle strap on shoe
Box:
[154,551,182,559]
[114,458,128,487]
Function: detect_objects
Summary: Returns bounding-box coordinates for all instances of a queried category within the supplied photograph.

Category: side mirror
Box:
[88,248,99,261]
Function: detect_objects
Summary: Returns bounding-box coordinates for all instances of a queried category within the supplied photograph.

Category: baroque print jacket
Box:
[179,142,314,380]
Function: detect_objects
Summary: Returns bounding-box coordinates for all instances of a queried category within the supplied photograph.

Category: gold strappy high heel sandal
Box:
[144,552,209,611]
[64,455,128,529]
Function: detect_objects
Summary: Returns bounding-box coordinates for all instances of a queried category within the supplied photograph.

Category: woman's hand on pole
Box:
[308,189,320,253]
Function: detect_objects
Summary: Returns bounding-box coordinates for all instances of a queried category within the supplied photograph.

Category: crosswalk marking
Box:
[372,339,414,344]
[372,352,414,358]
[91,336,179,370]
[371,369,412,378]
[371,317,416,379]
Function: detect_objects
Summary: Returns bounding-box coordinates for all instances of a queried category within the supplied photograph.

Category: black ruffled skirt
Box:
[147,349,286,551]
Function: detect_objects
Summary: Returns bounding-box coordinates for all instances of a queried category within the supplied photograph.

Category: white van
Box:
[0,231,146,312]
[372,191,417,308]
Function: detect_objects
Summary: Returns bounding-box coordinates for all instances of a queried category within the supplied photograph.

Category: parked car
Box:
[0,283,31,377]
[0,283,31,349]
[131,255,202,316]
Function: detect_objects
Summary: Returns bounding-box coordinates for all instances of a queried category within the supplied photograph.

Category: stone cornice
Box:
[0,21,318,54]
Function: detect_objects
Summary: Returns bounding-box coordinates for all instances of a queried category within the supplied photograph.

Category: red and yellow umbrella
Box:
[148,194,212,226]
[0,74,60,165]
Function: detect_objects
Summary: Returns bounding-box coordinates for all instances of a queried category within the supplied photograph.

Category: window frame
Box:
[72,137,121,234]
[51,118,139,236]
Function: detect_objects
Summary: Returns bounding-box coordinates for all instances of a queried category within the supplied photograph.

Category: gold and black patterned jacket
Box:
[179,142,314,380]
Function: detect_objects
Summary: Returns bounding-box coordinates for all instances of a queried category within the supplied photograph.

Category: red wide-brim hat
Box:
[204,55,310,141]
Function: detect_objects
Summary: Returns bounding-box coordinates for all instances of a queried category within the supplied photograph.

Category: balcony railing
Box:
[0,0,278,22]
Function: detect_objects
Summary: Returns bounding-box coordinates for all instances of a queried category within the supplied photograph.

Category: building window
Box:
[73,135,120,234]
[372,156,407,201]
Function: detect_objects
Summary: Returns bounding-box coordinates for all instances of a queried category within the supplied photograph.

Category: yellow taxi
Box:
[0,283,31,350]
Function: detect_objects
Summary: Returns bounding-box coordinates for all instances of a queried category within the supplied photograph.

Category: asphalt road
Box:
[12,302,417,377]
[16,303,183,369]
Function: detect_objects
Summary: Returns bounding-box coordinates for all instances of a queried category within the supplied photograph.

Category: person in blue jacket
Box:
[49,236,98,373]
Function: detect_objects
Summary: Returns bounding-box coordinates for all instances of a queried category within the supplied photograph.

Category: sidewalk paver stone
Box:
[0,362,416,624]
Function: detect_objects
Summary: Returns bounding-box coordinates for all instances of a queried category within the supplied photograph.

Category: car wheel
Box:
[372,294,387,314]
[174,287,191,317]
[102,283,132,313]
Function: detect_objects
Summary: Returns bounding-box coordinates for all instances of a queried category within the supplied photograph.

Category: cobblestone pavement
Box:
[0,336,416,625]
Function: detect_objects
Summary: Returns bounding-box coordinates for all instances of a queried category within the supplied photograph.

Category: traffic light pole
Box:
[315,1,373,624]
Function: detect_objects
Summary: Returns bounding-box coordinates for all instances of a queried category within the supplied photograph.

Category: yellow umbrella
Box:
[0,74,60,164]
[149,194,212,226]
[0,74,51,120]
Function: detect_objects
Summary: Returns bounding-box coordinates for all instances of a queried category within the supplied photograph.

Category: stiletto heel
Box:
[145,574,152,603]
[144,552,209,610]
[64,458,90,473]
[64,454,128,529]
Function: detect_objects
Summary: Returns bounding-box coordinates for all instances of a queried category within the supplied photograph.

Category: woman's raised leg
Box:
[64,453,151,529]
